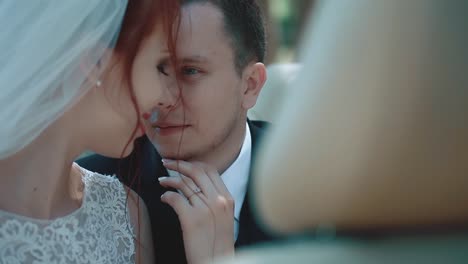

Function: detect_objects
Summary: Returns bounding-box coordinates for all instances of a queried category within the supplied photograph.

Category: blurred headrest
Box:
[253,0,468,234]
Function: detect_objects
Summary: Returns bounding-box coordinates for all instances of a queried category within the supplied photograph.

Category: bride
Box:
[0,1,181,263]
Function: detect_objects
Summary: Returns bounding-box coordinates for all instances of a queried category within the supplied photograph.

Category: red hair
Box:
[113,0,181,174]
[115,0,181,159]
[109,1,181,262]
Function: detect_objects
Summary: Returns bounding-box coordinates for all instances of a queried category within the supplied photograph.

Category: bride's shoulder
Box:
[73,163,125,199]
[75,164,119,184]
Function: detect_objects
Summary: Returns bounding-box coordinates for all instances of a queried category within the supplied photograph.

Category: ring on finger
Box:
[187,187,202,199]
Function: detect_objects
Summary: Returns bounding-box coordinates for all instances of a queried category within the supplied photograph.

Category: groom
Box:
[78,0,272,263]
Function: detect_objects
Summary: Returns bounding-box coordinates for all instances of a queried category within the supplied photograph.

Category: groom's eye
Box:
[181,67,200,76]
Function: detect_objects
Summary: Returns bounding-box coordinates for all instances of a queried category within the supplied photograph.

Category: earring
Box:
[96,80,102,87]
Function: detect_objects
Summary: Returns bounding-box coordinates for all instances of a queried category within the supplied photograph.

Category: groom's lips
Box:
[152,122,190,136]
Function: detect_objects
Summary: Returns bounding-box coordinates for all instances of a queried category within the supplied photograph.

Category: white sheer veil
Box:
[0,0,128,159]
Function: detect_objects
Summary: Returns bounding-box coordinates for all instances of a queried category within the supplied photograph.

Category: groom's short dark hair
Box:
[181,0,266,75]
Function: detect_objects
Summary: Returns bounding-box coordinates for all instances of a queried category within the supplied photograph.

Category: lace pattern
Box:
[0,170,135,264]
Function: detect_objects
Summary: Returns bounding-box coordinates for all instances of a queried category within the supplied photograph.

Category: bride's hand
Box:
[159,159,235,264]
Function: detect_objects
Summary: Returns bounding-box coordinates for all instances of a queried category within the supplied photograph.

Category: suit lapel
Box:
[137,137,188,263]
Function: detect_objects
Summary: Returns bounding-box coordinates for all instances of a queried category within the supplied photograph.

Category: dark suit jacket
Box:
[77,120,273,263]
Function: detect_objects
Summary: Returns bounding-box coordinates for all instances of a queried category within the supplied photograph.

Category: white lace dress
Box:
[0,169,136,264]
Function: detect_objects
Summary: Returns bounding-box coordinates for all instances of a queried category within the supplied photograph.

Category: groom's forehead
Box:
[179,2,227,40]
[176,4,235,63]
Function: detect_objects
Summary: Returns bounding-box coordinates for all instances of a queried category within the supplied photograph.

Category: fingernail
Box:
[162,159,175,164]
[150,112,159,123]
[158,177,168,182]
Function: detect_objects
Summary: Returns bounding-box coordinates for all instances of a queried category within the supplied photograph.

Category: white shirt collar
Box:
[221,123,251,223]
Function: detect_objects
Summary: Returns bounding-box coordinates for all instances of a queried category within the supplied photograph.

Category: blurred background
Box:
[259,0,315,64]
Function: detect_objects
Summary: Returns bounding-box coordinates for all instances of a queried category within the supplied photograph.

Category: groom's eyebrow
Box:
[158,51,210,65]
[180,55,209,64]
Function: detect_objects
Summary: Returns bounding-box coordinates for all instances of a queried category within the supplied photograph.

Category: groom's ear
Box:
[241,62,267,110]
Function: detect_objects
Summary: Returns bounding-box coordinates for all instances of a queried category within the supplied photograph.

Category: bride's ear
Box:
[79,48,115,90]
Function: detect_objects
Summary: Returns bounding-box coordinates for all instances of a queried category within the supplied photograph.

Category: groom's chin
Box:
[157,148,194,161]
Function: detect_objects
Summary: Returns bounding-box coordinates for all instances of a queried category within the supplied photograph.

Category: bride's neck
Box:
[0,120,84,220]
